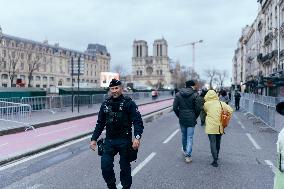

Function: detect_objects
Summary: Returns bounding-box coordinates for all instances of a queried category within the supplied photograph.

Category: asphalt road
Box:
[0,109,278,189]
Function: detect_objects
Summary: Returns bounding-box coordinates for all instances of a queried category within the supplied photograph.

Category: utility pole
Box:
[176,40,203,77]
[71,56,74,113]
[77,55,80,113]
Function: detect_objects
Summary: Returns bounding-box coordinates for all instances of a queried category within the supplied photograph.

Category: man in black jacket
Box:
[173,80,202,163]
[90,79,144,189]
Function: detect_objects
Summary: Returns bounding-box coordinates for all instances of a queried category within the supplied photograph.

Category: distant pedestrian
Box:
[219,90,230,104]
[200,88,208,126]
[234,91,241,110]
[90,79,144,189]
[204,90,233,167]
[274,102,284,189]
[228,91,232,101]
[173,80,202,163]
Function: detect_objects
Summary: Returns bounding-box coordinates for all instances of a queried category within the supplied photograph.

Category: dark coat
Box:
[173,87,202,127]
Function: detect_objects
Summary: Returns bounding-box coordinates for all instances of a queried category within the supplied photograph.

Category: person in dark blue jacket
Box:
[90,79,144,189]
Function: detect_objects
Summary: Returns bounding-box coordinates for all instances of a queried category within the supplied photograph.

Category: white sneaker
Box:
[185,156,192,163]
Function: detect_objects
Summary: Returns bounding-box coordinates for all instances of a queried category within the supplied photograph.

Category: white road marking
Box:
[117,152,157,189]
[246,133,261,150]
[265,160,276,174]
[0,135,91,171]
[0,143,8,148]
[163,129,179,144]
[238,121,246,129]
[26,184,43,189]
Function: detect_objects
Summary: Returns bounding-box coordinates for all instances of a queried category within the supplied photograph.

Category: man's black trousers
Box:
[101,137,132,189]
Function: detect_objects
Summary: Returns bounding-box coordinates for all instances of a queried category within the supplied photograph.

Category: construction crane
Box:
[176,40,203,73]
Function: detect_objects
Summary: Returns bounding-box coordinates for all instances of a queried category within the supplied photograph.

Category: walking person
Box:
[203,90,233,167]
[234,90,241,110]
[274,102,284,189]
[90,79,144,189]
[219,90,230,104]
[200,88,208,126]
[173,80,202,163]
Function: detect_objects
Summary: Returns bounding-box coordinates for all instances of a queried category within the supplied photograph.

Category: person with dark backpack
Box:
[173,80,202,163]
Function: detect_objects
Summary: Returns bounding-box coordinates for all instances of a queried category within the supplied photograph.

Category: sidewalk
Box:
[0,95,173,135]
[0,97,174,166]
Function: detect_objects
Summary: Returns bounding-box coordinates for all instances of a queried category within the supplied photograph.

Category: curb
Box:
[0,104,173,166]
[0,97,174,136]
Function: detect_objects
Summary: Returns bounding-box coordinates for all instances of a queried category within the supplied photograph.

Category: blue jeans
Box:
[180,126,195,157]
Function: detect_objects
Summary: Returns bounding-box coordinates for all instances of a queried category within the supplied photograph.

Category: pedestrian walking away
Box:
[219,90,230,104]
[234,90,241,110]
[90,79,144,189]
[200,88,208,126]
[274,102,284,189]
[173,80,202,163]
[204,90,233,167]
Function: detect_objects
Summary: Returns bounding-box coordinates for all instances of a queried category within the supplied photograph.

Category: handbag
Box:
[219,101,231,128]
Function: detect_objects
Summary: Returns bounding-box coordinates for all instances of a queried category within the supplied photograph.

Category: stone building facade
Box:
[233,0,284,96]
[0,27,110,90]
[132,38,172,88]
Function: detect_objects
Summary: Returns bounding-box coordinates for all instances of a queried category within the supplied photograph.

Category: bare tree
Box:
[7,51,20,87]
[204,68,217,89]
[112,64,128,82]
[27,52,43,87]
[215,69,228,88]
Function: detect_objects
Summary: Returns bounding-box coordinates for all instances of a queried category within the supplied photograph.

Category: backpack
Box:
[219,101,231,129]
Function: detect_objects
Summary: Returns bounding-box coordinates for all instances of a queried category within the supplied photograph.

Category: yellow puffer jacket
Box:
[204,90,233,134]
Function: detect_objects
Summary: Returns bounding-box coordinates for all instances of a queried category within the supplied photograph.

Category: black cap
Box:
[276,102,284,116]
[109,78,121,87]
[185,80,195,88]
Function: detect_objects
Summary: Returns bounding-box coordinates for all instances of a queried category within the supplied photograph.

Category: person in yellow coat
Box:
[274,102,284,189]
[204,90,233,167]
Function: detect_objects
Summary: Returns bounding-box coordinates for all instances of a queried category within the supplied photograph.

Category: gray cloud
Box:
[0,0,259,82]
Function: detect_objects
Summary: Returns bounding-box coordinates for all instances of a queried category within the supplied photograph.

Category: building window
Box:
[2,83,8,87]
[50,77,54,81]
[20,62,24,70]
[94,80,97,83]
[1,74,8,79]
[35,76,41,81]
[36,84,40,88]
[156,70,159,75]
[160,45,162,56]
[137,71,139,75]
[140,70,142,75]
[66,78,71,82]
[136,46,139,57]
[160,70,163,75]
[43,85,47,88]
[20,75,25,80]
[43,76,48,82]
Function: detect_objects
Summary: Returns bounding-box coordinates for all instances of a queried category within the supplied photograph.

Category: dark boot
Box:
[211,160,218,167]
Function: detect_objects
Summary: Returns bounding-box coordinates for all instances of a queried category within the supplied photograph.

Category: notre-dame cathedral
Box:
[132,38,172,89]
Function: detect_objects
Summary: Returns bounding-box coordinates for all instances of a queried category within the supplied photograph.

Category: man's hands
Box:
[132,139,140,150]
[90,140,97,151]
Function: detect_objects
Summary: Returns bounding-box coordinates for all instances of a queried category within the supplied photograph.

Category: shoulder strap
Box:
[219,101,224,111]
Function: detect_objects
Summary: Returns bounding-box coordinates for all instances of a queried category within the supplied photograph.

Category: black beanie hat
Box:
[185,80,195,87]
[109,79,121,87]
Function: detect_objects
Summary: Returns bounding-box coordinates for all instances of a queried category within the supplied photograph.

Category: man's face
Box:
[110,85,122,98]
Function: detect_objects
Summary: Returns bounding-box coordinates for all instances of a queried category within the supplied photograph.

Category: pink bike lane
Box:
[0,99,173,164]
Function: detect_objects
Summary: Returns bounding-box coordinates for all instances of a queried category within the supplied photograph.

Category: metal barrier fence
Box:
[0,101,33,131]
[0,91,172,113]
[239,92,284,131]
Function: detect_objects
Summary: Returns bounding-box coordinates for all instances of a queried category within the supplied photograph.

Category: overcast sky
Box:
[0,0,259,82]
